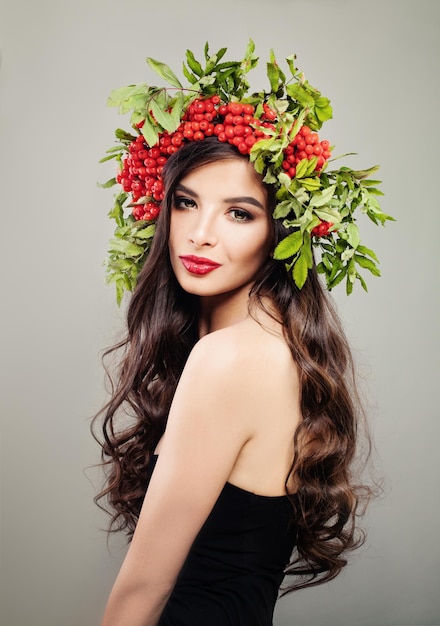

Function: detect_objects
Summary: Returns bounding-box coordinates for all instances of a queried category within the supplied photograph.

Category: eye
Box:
[229,208,253,222]
[174,196,196,210]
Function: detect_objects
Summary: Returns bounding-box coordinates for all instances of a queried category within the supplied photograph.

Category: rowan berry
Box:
[311,221,333,236]
[245,135,257,148]
[228,102,243,115]
[194,101,206,113]
[263,104,277,121]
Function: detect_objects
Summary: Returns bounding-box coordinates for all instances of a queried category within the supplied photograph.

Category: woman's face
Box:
[168,158,272,300]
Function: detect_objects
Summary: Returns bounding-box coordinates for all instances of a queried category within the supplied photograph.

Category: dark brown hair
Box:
[92,139,373,591]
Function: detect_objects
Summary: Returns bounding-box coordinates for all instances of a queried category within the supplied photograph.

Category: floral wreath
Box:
[100,40,393,304]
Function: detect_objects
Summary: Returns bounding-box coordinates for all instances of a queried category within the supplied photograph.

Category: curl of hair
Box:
[92,140,374,591]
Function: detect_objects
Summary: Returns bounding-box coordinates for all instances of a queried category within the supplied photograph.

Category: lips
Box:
[179,255,222,275]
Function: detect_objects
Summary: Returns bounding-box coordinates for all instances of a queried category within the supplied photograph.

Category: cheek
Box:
[232,227,272,269]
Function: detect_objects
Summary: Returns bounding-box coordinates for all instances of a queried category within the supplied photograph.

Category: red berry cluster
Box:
[179,94,220,141]
[282,125,332,179]
[115,95,332,222]
[311,220,333,237]
[116,135,170,221]
[180,97,275,154]
[212,101,274,154]
[116,96,273,221]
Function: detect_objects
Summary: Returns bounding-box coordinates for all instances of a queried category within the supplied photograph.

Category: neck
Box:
[197,287,253,337]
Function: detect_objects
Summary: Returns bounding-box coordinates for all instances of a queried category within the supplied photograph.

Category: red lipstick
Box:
[179,255,222,275]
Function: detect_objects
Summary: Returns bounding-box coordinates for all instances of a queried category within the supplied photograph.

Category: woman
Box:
[95,43,388,626]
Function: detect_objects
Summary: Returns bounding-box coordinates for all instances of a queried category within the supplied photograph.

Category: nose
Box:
[188,210,218,248]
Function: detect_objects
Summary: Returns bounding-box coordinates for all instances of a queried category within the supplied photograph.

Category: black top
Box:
[147,455,297,626]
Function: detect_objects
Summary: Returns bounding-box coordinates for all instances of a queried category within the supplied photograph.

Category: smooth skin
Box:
[100,159,302,626]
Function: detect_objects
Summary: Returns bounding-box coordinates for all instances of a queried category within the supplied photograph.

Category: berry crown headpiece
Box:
[101,40,393,304]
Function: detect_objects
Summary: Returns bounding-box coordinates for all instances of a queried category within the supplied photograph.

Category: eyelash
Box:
[228,209,253,222]
[174,196,196,210]
[173,197,254,223]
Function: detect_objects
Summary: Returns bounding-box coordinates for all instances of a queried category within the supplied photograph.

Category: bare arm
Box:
[100,333,256,626]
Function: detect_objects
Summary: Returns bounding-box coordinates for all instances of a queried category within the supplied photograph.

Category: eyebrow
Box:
[175,184,266,211]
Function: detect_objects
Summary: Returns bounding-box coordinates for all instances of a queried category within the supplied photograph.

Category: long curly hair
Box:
[92,139,374,591]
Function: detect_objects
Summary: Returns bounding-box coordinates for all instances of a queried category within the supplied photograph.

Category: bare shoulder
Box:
[186,316,299,400]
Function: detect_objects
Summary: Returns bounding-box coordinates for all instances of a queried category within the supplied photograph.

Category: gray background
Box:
[1,0,439,625]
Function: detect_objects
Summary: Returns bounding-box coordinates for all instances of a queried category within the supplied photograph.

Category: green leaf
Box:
[104,145,128,153]
[136,224,156,239]
[186,50,203,77]
[351,165,380,180]
[361,179,382,187]
[213,47,227,65]
[341,247,354,262]
[274,230,303,260]
[273,200,293,219]
[108,85,149,114]
[293,251,309,289]
[149,98,178,133]
[107,85,139,108]
[115,128,136,142]
[170,90,185,126]
[97,177,117,189]
[141,120,159,148]
[99,153,121,163]
[321,253,333,271]
[301,177,321,192]
[296,158,310,179]
[356,244,379,262]
[285,53,297,76]
[346,222,361,248]
[357,273,368,292]
[354,254,381,276]
[182,62,198,85]
[315,208,341,223]
[302,233,313,267]
[109,239,145,257]
[314,97,333,124]
[286,83,315,108]
[146,58,183,88]
[328,266,347,290]
[309,184,336,208]
[250,136,276,153]
[267,61,280,92]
